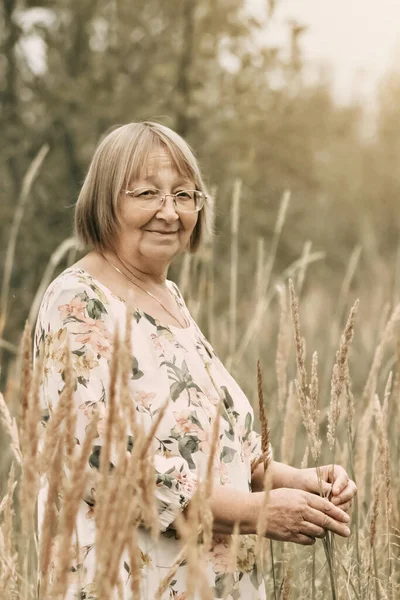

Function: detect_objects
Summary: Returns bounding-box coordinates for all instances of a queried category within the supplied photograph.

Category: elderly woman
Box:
[35,122,356,599]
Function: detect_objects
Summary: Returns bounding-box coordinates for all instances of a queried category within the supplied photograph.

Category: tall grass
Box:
[1,188,400,598]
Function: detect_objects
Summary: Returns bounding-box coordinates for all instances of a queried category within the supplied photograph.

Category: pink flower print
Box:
[151,333,165,355]
[80,400,107,435]
[169,468,197,497]
[75,320,111,358]
[72,348,98,380]
[214,460,230,485]
[196,428,212,453]
[236,423,252,461]
[173,410,199,436]
[133,391,156,410]
[236,535,257,574]
[58,296,87,321]
[211,538,231,575]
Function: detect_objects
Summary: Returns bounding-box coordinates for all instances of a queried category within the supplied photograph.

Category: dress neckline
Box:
[64,267,193,332]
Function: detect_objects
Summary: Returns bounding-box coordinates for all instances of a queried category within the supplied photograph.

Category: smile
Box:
[146,230,178,235]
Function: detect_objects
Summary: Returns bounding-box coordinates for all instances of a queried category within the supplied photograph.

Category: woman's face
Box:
[114,148,199,268]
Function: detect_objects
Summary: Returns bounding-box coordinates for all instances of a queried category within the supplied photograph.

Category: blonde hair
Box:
[74,121,213,253]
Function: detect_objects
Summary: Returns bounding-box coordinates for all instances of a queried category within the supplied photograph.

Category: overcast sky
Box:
[249,0,400,105]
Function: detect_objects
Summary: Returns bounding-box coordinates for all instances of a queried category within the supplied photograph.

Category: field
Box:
[0,182,399,599]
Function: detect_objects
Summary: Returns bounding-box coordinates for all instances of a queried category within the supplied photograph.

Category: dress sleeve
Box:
[35,279,198,532]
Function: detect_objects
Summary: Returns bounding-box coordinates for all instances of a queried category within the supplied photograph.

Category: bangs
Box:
[124,126,200,189]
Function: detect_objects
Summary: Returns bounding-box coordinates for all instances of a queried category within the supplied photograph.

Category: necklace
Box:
[101,253,190,329]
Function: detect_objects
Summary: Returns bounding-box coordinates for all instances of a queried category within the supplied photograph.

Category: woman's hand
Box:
[299,465,357,512]
[264,488,351,546]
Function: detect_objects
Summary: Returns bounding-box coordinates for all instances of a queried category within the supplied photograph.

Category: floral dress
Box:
[35,267,267,599]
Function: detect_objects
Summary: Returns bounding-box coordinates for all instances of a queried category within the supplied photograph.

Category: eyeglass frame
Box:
[121,187,207,213]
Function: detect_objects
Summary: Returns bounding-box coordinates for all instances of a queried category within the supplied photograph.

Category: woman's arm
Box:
[194,484,352,545]
[251,461,357,511]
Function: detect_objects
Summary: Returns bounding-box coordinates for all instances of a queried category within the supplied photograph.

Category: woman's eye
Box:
[136,189,157,197]
[176,191,192,199]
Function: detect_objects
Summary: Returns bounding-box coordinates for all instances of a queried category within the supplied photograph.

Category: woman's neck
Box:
[102,249,169,289]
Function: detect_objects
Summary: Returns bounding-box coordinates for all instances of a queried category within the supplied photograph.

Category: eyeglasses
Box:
[122,187,206,213]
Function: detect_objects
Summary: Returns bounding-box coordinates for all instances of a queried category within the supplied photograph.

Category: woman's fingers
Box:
[305,506,351,538]
[294,534,316,546]
[331,480,357,506]
[307,493,351,523]
[300,522,326,539]
[329,465,349,496]
[336,501,352,513]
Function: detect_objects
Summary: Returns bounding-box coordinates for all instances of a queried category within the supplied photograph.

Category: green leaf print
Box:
[221,446,236,463]
[162,358,202,401]
[132,355,144,380]
[243,412,252,441]
[86,298,107,320]
[221,386,234,408]
[214,574,230,598]
[170,380,186,401]
[178,436,199,469]
[156,473,173,489]
[76,291,90,303]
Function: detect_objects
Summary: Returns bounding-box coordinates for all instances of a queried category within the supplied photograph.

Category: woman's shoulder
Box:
[37,267,115,325]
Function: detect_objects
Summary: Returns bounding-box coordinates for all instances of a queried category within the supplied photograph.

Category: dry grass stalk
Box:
[227,179,241,367]
[296,239,312,297]
[19,347,43,536]
[367,440,382,597]
[363,303,400,405]
[281,551,293,600]
[27,237,79,327]
[289,279,307,395]
[257,360,271,472]
[0,464,18,596]
[262,190,291,299]
[276,284,290,412]
[327,300,359,453]
[255,468,272,562]
[51,412,99,598]
[39,434,65,599]
[96,327,120,543]
[280,381,299,465]
[19,322,32,456]
[0,144,50,342]
[222,521,240,600]
[0,392,22,465]
[201,400,221,552]
[154,542,188,600]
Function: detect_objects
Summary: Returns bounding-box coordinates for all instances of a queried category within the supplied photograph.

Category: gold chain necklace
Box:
[101,253,189,329]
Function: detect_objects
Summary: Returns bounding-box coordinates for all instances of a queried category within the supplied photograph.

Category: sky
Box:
[249,0,400,105]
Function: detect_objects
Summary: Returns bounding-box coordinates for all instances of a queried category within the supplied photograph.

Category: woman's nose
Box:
[155,196,180,221]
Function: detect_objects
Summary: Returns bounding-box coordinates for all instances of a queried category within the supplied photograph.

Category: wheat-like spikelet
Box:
[51,412,99,597]
[222,521,240,600]
[257,360,271,472]
[276,284,290,412]
[19,322,32,457]
[280,381,299,464]
[62,341,77,466]
[0,464,18,596]
[39,433,65,599]
[281,551,293,600]
[0,392,22,465]
[255,468,272,562]
[327,300,359,452]
[19,347,43,537]
[96,327,120,546]
[363,303,400,405]
[201,400,221,552]
[289,279,307,392]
